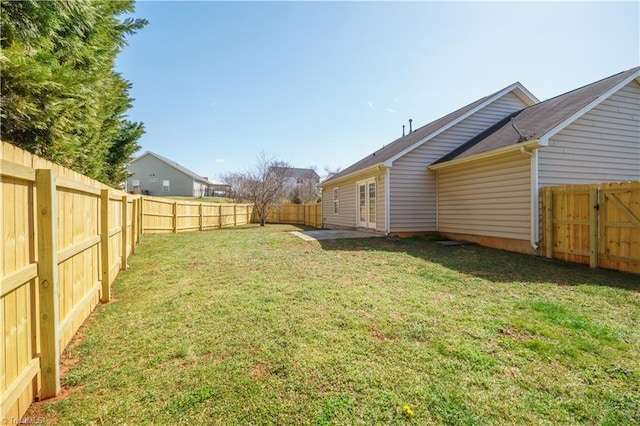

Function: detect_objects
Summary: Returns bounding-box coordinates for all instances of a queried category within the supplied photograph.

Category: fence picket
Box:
[540,182,639,274]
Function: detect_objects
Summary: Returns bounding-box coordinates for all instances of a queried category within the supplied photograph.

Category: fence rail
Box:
[0,142,257,422]
[265,203,322,228]
[540,181,640,274]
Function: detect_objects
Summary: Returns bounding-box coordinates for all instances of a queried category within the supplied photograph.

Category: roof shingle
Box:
[434,66,640,164]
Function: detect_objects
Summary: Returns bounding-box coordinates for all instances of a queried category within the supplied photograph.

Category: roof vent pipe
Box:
[409,119,413,133]
[402,125,405,137]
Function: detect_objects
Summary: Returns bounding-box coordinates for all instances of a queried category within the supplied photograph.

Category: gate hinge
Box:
[594,204,600,211]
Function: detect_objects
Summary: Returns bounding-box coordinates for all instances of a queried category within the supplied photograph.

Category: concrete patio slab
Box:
[291,230,385,241]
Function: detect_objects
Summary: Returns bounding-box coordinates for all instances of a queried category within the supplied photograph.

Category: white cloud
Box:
[386,108,397,114]
[215,158,225,163]
[367,101,374,108]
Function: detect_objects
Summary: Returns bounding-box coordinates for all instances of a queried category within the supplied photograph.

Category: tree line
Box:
[1,0,146,186]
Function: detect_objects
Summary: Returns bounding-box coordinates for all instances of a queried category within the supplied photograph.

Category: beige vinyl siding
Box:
[437,151,531,240]
[389,92,527,232]
[539,80,640,186]
[375,171,386,231]
[321,170,386,231]
[322,181,356,229]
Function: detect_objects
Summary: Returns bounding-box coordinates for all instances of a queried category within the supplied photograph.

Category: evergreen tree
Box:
[0,0,147,186]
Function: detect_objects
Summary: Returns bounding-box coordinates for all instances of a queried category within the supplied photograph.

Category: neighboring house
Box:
[319,66,640,255]
[272,166,321,202]
[289,167,321,186]
[319,82,539,234]
[429,66,640,253]
[126,151,229,197]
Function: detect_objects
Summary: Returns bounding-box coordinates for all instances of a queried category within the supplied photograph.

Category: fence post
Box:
[589,187,598,268]
[219,204,222,229]
[545,189,553,259]
[100,189,111,302]
[233,204,237,226]
[131,197,137,254]
[121,195,128,270]
[199,203,203,231]
[172,202,178,233]
[138,197,144,238]
[35,169,61,398]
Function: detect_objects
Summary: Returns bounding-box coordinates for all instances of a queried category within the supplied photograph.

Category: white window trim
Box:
[333,187,339,214]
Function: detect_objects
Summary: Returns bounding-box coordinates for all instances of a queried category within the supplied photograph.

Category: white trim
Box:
[356,178,376,229]
[435,169,439,232]
[512,84,540,105]
[428,140,541,170]
[383,82,538,167]
[318,163,383,188]
[385,168,391,234]
[539,68,640,144]
[519,146,539,250]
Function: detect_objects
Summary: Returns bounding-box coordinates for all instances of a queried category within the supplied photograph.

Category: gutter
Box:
[318,163,385,188]
[428,139,540,171]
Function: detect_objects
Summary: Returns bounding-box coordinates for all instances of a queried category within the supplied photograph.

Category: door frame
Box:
[356,178,376,229]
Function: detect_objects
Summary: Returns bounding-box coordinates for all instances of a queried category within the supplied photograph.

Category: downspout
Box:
[435,169,439,232]
[385,168,391,234]
[520,146,539,251]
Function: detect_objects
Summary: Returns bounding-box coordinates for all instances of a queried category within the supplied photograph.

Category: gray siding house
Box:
[319,82,539,234]
[126,151,225,197]
[320,66,640,254]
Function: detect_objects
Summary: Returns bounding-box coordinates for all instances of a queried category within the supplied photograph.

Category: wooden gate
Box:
[541,182,640,274]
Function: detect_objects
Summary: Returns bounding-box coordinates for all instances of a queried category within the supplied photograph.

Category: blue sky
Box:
[116,1,639,182]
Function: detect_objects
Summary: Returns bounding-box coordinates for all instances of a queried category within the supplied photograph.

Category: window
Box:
[368,182,376,223]
[162,180,170,192]
[333,188,339,214]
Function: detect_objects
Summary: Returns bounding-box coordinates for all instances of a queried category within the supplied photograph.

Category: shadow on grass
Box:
[317,236,640,292]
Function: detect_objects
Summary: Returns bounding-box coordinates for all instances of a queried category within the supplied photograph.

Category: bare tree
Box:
[219,152,293,226]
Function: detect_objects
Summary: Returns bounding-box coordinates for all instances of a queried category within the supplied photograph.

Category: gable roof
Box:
[320,82,538,186]
[433,66,640,164]
[129,151,214,185]
[290,167,320,180]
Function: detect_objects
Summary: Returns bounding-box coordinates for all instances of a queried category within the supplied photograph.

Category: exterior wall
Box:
[436,151,533,252]
[539,80,640,186]
[127,155,194,196]
[389,92,527,232]
[193,181,209,197]
[321,169,386,232]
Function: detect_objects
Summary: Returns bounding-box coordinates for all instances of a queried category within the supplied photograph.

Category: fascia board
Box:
[539,68,640,145]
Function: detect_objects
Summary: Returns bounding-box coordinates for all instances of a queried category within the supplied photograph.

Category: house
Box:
[271,166,321,203]
[319,82,539,234]
[289,167,321,186]
[126,151,229,197]
[429,66,640,253]
[319,66,640,254]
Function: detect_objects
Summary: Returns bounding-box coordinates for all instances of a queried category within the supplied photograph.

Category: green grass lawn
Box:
[32,225,639,425]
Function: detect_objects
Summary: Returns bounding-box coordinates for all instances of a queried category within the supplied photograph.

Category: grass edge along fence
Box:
[0,142,255,422]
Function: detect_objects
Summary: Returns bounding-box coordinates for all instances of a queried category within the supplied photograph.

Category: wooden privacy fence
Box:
[0,142,257,422]
[265,203,322,228]
[540,181,640,274]
[141,197,253,233]
[0,143,141,422]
